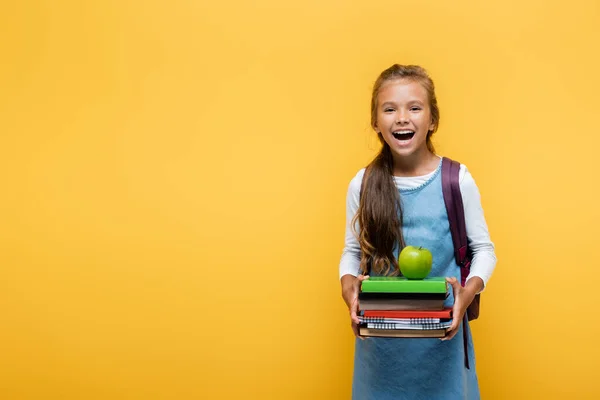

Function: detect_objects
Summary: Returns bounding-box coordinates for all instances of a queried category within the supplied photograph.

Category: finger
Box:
[351,322,365,340]
[442,316,461,341]
[356,275,369,290]
[445,277,461,292]
[442,327,458,341]
[350,298,360,324]
[448,318,459,333]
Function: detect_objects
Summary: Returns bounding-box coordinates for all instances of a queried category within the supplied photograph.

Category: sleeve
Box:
[338,169,365,279]
[459,165,497,292]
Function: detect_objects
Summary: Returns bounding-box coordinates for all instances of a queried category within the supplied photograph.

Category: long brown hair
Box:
[352,64,441,276]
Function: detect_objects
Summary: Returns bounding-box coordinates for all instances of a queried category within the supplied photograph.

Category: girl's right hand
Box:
[342,274,370,339]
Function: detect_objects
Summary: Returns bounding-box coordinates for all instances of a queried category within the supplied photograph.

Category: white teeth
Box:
[393,130,414,134]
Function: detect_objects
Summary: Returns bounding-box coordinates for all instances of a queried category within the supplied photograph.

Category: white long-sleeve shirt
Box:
[339,159,497,292]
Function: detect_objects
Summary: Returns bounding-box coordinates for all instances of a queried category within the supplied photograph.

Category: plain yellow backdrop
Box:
[1,0,599,399]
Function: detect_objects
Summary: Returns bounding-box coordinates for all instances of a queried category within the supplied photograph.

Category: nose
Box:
[396,110,409,124]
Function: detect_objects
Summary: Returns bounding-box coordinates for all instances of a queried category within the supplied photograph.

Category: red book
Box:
[362,307,452,319]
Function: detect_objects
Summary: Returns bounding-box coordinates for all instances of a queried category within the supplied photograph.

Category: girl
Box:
[339,64,497,399]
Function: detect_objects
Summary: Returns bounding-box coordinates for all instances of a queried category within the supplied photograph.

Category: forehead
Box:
[377,78,429,103]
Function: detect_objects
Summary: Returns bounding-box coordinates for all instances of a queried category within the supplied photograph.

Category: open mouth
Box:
[392,130,415,141]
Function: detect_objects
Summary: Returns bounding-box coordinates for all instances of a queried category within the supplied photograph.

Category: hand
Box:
[442,277,477,341]
[342,274,370,339]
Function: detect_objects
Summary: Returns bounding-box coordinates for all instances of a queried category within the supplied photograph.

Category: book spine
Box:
[362,309,452,319]
[365,321,452,330]
[358,317,443,324]
[358,300,445,311]
[361,282,447,294]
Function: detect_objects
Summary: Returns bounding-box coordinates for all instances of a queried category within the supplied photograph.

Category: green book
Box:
[360,277,447,294]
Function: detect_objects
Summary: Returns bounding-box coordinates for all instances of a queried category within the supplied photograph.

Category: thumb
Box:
[356,275,369,290]
[446,277,460,291]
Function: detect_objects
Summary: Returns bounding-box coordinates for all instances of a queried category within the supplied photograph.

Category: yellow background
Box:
[1,0,599,399]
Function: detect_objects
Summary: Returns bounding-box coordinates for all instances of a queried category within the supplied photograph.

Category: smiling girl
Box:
[339,64,497,399]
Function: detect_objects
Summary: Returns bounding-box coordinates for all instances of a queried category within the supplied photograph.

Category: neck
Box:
[392,149,439,177]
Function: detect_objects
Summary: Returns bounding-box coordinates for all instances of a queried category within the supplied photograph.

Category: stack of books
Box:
[358,277,453,338]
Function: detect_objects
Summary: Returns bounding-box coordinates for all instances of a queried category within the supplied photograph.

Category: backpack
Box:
[441,157,480,321]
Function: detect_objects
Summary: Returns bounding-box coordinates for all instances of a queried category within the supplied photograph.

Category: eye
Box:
[384,108,395,113]
[410,106,422,112]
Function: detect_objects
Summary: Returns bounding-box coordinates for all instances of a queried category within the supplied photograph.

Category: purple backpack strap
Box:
[442,157,478,370]
[441,158,471,285]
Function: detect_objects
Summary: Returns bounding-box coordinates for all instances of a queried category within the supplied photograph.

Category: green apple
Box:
[399,245,433,280]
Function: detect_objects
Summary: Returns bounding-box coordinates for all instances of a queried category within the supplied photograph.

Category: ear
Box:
[429,119,436,132]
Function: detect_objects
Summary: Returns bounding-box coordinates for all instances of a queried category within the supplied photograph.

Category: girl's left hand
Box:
[442,277,477,341]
